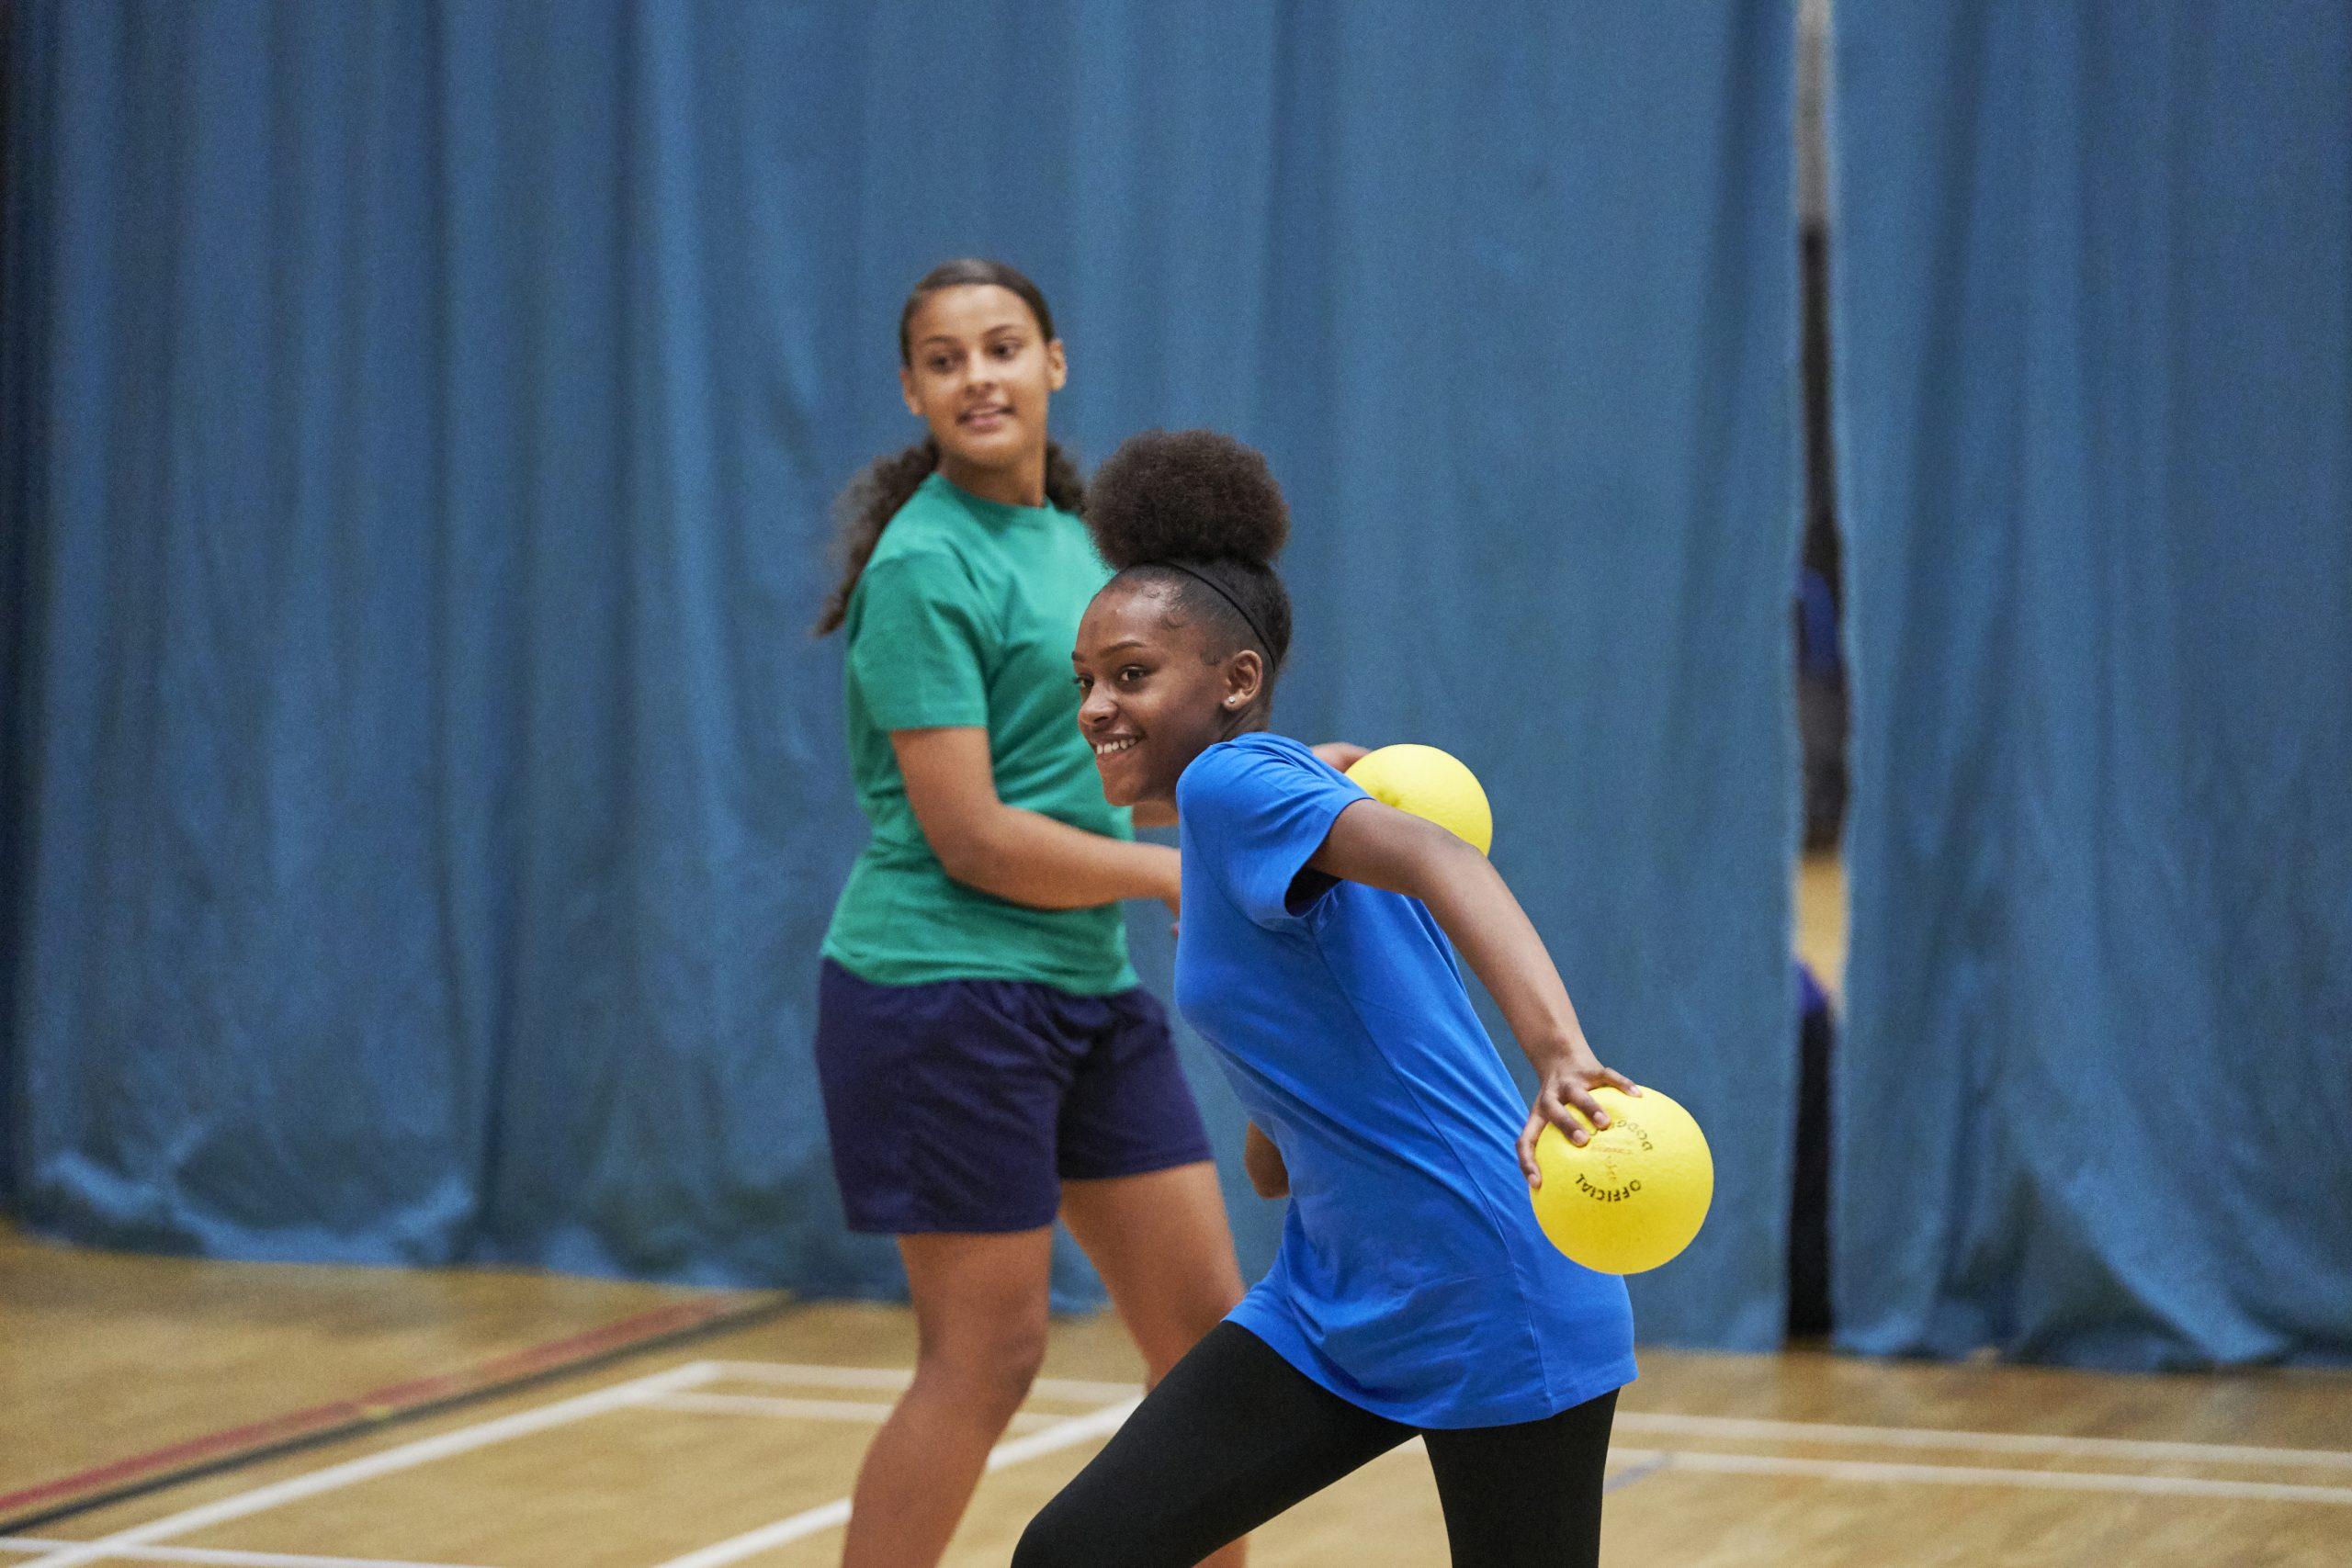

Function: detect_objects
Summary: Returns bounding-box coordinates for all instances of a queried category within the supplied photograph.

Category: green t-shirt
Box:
[822,472,1139,993]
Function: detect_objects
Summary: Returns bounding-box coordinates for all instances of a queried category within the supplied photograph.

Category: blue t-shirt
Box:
[1174,732,1635,1428]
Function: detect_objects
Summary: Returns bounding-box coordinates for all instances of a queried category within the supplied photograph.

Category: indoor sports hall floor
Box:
[7,1240,2348,1568]
[6,865,2346,1567]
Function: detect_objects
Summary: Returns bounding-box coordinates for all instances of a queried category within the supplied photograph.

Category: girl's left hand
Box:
[1311,740,1371,773]
[1518,1053,1641,1187]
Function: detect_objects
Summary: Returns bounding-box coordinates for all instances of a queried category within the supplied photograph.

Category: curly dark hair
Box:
[812,259,1082,637]
[1083,429,1295,673]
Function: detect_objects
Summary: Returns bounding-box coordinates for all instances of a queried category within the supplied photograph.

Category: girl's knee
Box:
[1010,1501,1088,1568]
[915,1322,1048,1421]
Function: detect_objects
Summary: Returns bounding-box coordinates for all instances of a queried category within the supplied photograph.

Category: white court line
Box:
[979,1400,1142,1472]
[713,1363,2352,1472]
[645,1398,1142,1568]
[1614,1411,2352,1471]
[0,1540,489,1568]
[1609,1448,2352,1506]
[9,1361,721,1568]
[29,1355,2347,1568]
[646,1391,1061,1432]
[644,1380,2352,1568]
[705,1359,1139,1404]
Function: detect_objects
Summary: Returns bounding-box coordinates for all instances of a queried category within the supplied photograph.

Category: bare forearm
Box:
[1305,799,1626,1171]
[1308,801,1624,1171]
[947,805,1179,910]
[1418,845,1591,1071]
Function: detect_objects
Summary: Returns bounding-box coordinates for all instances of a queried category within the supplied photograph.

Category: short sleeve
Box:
[1179,742,1369,929]
[847,553,992,730]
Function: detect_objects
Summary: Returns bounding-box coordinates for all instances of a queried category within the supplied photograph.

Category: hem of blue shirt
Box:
[1227,1296,1637,1431]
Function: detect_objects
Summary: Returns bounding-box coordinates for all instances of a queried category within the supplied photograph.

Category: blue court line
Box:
[1605,1453,1673,1494]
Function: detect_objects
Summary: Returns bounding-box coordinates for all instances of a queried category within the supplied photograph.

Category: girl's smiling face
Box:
[1072,577,1264,809]
[899,284,1066,481]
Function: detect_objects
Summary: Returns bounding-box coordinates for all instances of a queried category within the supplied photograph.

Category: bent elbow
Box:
[933,837,1001,894]
[921,817,1001,892]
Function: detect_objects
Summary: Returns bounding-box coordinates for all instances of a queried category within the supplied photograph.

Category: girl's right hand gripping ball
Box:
[1531,1086,1713,1274]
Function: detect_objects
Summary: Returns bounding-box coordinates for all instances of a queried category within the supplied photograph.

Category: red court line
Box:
[0,1295,758,1517]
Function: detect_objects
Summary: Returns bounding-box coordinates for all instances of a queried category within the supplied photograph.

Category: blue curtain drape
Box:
[1831,3,2352,1368]
[3,0,1796,1346]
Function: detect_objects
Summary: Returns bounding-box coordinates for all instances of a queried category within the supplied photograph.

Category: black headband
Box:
[1155,559,1278,671]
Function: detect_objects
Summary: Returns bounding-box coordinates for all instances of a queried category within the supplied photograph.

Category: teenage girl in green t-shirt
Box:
[810,260,1251,1568]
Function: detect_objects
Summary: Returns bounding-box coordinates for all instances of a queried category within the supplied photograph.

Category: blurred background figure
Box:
[809,260,1243,1568]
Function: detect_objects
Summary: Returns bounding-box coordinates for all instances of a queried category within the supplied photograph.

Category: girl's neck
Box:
[1217,708,1271,743]
[938,448,1046,509]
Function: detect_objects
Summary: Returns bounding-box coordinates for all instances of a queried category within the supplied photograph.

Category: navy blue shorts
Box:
[814,959,1216,1235]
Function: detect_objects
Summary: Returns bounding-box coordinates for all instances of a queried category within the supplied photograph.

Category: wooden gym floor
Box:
[7,865,2347,1565]
[6,1219,2348,1567]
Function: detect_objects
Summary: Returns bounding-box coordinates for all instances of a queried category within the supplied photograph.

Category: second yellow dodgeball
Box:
[1346,744,1493,854]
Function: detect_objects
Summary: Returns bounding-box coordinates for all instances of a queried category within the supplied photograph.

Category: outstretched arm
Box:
[1306,799,1638,1186]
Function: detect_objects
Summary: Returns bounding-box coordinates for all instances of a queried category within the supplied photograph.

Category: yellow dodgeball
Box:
[1346,744,1493,854]
[1531,1086,1713,1274]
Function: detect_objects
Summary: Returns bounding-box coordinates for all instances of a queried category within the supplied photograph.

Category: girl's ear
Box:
[1221,649,1265,711]
[1046,339,1069,392]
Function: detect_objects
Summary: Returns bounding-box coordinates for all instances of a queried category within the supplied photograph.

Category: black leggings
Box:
[1013,1323,1617,1568]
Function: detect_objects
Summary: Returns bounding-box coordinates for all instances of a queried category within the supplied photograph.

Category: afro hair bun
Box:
[1083,429,1289,571]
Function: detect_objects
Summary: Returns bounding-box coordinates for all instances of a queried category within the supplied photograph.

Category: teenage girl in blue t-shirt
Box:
[1016,431,1641,1568]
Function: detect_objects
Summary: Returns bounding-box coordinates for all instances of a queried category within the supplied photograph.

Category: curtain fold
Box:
[1831,1,2352,1368]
